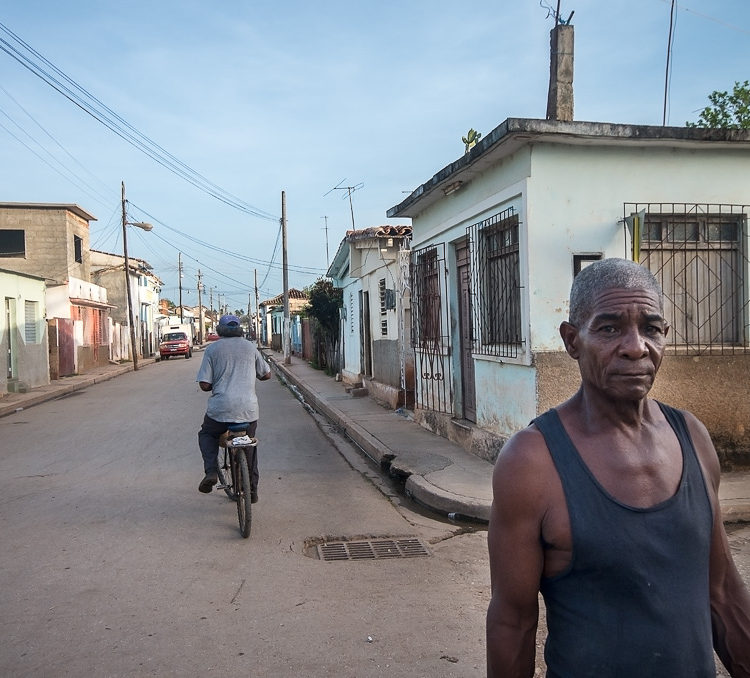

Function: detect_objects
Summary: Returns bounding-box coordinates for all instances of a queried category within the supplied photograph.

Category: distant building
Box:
[90,250,162,359]
[0,203,112,376]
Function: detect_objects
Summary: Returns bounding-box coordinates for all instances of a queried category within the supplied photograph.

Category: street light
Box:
[121,181,153,371]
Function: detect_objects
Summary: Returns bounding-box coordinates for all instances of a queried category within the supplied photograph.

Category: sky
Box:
[1,0,748,313]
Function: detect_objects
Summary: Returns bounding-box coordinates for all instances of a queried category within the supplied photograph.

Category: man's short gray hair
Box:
[569,258,663,326]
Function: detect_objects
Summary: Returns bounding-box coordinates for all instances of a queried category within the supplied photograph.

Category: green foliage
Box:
[686,81,750,129]
[304,278,342,374]
[462,128,482,152]
[304,278,342,333]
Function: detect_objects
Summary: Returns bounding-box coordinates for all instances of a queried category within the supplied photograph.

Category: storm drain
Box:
[317,538,430,562]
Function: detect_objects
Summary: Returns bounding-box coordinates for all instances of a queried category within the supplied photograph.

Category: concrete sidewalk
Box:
[1,348,749,524]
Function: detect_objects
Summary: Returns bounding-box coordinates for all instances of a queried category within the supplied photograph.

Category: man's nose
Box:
[619,326,648,358]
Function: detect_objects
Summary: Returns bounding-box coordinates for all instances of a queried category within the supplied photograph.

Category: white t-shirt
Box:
[195,337,270,423]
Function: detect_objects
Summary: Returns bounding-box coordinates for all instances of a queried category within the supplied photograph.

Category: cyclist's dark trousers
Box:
[198,415,259,492]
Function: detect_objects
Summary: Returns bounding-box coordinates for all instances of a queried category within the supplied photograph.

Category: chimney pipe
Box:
[546,23,574,122]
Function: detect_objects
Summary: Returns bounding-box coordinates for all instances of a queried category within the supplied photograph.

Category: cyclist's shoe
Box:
[199,471,218,494]
[251,491,259,504]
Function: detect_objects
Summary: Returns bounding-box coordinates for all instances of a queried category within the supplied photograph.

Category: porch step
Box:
[349,387,369,398]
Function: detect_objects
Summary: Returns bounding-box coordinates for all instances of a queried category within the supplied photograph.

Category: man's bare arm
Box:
[487,429,548,678]
[199,381,212,391]
[686,413,750,677]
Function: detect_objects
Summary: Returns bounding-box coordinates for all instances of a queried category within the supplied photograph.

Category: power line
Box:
[0,21,278,222]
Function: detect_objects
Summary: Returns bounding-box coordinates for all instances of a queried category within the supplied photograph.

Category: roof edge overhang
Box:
[387,117,750,219]
[0,202,97,222]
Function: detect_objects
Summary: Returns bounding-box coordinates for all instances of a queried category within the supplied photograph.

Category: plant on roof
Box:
[686,81,750,130]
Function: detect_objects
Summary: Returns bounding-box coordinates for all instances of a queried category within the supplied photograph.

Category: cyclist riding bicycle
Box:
[196,314,271,498]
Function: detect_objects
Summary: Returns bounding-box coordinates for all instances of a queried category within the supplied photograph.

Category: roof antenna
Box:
[324,178,364,230]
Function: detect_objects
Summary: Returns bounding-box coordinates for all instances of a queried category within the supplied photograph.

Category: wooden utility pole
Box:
[121,181,139,371]
[282,191,290,364]
[254,268,260,343]
[196,270,204,343]
[178,252,184,322]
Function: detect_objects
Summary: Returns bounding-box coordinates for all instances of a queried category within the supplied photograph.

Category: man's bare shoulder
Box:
[492,421,556,498]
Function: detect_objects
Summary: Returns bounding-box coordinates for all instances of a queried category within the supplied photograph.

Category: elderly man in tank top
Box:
[486,258,750,677]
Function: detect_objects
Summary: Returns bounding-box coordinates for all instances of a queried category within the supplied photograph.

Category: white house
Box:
[327,225,413,407]
[388,118,750,465]
[0,268,49,394]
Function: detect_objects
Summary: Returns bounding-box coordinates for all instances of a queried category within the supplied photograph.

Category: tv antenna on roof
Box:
[325,178,363,230]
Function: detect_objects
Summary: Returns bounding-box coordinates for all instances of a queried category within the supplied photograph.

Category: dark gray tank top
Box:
[534,403,714,677]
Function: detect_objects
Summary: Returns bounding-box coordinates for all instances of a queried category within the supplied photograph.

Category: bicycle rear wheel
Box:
[217,448,235,500]
[236,448,252,538]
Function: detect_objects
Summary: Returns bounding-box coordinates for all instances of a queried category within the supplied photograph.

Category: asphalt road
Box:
[0,354,489,677]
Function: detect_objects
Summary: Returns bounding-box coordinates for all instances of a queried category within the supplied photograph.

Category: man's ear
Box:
[559,321,580,359]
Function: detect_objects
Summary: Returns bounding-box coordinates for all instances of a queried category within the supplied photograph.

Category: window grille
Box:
[626,203,750,354]
[467,207,523,358]
[24,301,37,343]
[412,246,444,349]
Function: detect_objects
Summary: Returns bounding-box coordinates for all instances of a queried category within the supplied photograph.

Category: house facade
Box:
[388,118,750,466]
[0,203,112,376]
[259,289,308,351]
[0,268,49,394]
[327,225,413,407]
[90,250,162,360]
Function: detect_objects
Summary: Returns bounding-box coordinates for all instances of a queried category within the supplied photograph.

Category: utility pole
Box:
[282,191,290,365]
[209,287,214,330]
[321,215,330,267]
[196,270,204,343]
[254,268,260,343]
[178,252,184,323]
[121,181,139,371]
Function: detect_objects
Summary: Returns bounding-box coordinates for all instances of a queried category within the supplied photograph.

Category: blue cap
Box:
[219,314,240,326]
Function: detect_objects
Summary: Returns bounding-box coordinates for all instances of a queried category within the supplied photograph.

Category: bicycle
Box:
[216,423,257,538]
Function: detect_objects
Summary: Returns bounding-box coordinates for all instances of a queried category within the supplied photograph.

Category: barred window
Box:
[627,203,750,354]
[411,246,444,349]
[467,208,522,357]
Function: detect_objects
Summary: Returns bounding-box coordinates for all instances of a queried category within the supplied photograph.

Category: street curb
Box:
[265,352,491,521]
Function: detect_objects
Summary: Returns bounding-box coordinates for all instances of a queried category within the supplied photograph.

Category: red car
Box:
[206,332,220,342]
[159,331,192,359]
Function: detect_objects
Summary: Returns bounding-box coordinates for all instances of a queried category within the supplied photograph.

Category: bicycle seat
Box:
[227,422,250,432]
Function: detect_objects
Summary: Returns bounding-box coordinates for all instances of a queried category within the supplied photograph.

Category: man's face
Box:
[560,287,669,402]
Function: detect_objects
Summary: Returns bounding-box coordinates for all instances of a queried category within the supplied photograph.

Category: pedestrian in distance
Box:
[196,314,271,498]
[486,258,750,677]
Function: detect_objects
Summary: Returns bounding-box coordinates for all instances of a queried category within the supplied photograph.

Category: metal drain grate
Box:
[317,538,430,562]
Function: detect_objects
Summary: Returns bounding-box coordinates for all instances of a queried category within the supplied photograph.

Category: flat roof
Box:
[0,202,97,222]
[387,118,750,218]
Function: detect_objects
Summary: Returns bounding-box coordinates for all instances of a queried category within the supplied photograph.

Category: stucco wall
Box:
[651,354,750,468]
[474,357,537,437]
